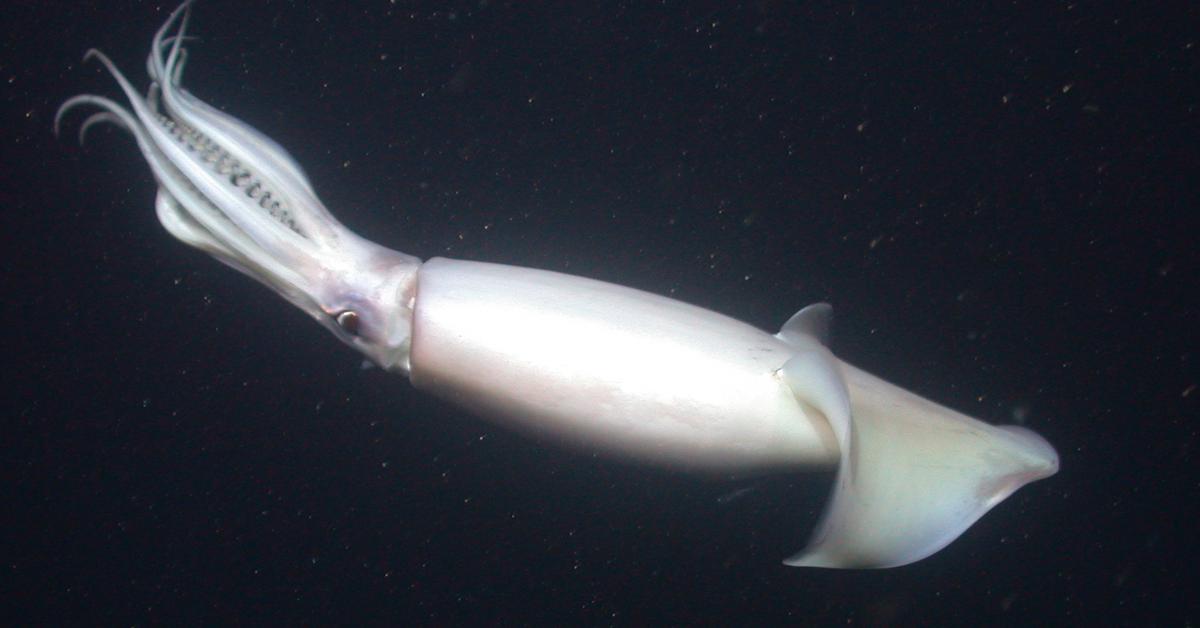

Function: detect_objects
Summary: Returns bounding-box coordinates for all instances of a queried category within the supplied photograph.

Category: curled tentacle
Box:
[55,93,137,139]
[78,111,130,145]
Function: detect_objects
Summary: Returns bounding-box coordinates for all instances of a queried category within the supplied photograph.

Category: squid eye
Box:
[335,310,361,336]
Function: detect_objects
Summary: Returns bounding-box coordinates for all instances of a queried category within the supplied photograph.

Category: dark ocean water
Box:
[3,1,1196,624]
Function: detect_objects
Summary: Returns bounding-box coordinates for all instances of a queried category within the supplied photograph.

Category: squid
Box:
[56,2,1058,569]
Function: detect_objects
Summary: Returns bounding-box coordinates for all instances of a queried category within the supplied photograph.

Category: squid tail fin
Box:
[777,304,1059,568]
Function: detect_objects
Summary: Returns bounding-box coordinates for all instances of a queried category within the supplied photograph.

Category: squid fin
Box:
[776,305,1059,568]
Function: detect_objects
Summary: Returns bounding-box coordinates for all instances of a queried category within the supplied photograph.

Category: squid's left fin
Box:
[775,304,1060,568]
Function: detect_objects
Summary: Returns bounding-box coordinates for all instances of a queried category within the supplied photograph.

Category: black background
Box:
[3,1,1197,624]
